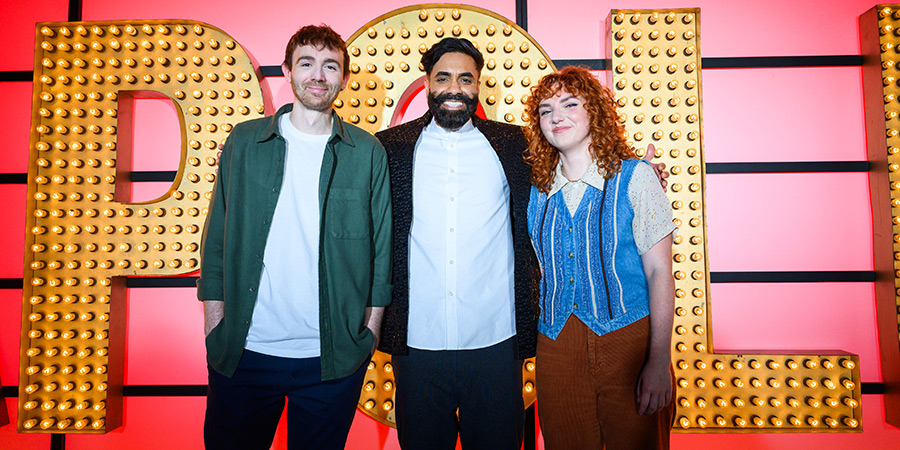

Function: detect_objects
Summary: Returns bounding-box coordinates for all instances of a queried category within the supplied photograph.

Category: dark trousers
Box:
[204,350,367,450]
[393,337,524,450]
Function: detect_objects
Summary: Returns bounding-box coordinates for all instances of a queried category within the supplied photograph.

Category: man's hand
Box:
[643,143,669,191]
[204,300,225,337]
[635,356,673,415]
[364,307,384,355]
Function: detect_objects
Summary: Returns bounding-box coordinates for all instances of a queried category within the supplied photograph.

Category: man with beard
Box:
[375,37,538,449]
[198,24,391,449]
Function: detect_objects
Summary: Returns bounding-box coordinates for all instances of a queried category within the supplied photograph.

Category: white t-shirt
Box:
[244,114,329,358]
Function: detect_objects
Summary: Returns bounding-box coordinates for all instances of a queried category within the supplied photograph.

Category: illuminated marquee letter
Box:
[337,4,556,425]
[20,21,265,433]
[609,8,861,432]
[860,4,900,429]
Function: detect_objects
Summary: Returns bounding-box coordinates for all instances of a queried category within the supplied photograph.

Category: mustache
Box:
[303,81,332,89]
[432,92,476,103]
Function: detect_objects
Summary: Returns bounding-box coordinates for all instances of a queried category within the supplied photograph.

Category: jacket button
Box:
[272,188,278,193]
[569,277,575,283]
[249,287,255,292]
[573,303,578,310]
[568,227,573,232]
[568,252,574,258]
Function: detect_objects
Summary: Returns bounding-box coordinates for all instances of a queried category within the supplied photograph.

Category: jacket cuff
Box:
[196,278,224,301]
[369,284,392,307]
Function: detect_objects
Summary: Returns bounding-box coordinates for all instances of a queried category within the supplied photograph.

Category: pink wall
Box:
[1,0,897,448]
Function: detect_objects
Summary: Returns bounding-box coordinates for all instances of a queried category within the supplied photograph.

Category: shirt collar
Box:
[423,117,476,138]
[258,104,354,147]
[548,160,606,197]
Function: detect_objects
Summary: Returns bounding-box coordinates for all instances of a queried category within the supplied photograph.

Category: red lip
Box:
[552,126,570,134]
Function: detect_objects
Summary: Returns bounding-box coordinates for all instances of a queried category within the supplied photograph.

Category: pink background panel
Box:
[0,397,51,450]
[0,0,68,71]
[127,181,177,206]
[128,98,183,173]
[1,82,34,174]
[527,0,880,61]
[1,290,24,386]
[704,172,873,272]
[262,76,295,113]
[702,67,867,163]
[123,287,205,385]
[65,397,205,450]
[0,185,27,278]
[708,282,881,382]
[80,0,517,68]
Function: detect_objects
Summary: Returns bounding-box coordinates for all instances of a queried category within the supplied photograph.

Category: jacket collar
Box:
[257,103,355,147]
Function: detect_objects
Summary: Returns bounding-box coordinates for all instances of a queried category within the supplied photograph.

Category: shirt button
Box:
[272,188,278,193]
[256,253,261,258]
[449,260,454,265]
[569,277,575,284]
[450,168,456,173]
[573,303,578,310]
[568,252,574,258]
[450,197,455,201]
[243,320,250,325]
[263,219,269,225]
[249,287,255,292]
[449,228,455,232]
[449,291,454,297]
[568,227,573,232]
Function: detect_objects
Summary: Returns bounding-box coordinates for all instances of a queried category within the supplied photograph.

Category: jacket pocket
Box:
[328,188,370,239]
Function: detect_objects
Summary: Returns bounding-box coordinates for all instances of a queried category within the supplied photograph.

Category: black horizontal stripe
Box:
[706,161,869,174]
[710,271,875,283]
[260,65,283,78]
[126,276,198,288]
[0,71,31,82]
[0,173,27,184]
[0,161,872,186]
[703,55,864,69]
[0,272,877,290]
[128,171,179,182]
[1,383,886,397]
[553,59,606,70]
[0,54,871,84]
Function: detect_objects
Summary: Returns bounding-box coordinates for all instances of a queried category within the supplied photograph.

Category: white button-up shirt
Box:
[407,119,516,350]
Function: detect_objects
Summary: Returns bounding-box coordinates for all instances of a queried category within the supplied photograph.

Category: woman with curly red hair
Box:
[524,66,676,449]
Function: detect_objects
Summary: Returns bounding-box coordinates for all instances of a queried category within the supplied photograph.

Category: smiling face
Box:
[424,52,480,131]
[537,89,593,157]
[282,44,348,112]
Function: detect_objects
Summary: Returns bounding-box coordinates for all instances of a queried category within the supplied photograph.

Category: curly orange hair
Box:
[523,66,635,193]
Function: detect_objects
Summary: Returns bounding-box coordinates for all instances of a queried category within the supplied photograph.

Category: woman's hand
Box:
[636,356,672,415]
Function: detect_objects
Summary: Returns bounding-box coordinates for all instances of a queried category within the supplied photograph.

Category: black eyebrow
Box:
[434,70,474,78]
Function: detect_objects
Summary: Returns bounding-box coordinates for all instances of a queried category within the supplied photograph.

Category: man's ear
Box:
[282,63,291,82]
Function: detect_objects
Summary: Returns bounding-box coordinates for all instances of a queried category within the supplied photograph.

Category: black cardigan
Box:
[375,113,540,358]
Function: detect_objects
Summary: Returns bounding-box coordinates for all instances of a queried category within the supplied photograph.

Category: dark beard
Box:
[427,91,479,131]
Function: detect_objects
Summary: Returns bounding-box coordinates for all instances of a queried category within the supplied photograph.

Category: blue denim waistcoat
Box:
[527,159,650,339]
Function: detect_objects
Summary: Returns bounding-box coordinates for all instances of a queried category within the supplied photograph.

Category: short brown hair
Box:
[283,24,350,79]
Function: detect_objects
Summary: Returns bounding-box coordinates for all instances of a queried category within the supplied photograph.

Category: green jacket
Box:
[197,104,392,380]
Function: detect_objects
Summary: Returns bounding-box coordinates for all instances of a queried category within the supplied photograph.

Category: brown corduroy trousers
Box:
[536,316,675,449]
